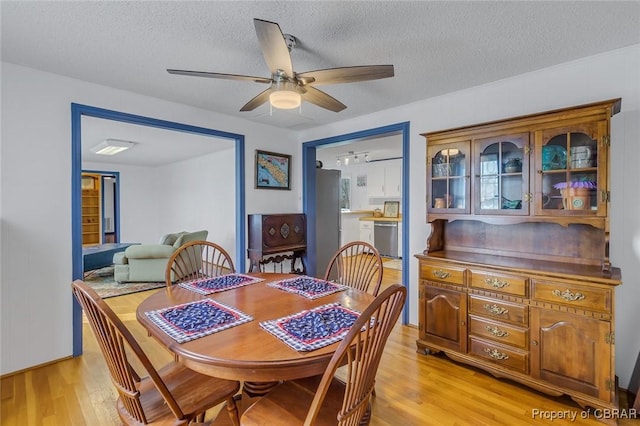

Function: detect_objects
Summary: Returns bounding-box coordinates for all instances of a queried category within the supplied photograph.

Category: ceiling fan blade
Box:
[297,65,394,85]
[167,69,272,84]
[240,88,274,112]
[253,18,294,77]
[301,86,346,112]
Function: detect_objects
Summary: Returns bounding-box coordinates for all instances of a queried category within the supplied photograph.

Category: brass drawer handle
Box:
[485,325,509,338]
[483,304,509,316]
[432,270,451,279]
[484,277,510,288]
[552,289,585,302]
[484,348,509,360]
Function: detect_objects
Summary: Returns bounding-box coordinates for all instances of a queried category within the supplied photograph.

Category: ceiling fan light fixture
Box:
[269,90,301,109]
[167,19,394,114]
[90,139,136,155]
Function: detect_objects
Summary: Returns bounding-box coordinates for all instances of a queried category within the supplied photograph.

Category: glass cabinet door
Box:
[474,133,529,215]
[535,122,605,216]
[427,141,470,214]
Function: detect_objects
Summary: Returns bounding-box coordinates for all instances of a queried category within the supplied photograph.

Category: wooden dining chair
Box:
[240,283,406,426]
[71,280,241,426]
[165,240,235,287]
[324,241,383,296]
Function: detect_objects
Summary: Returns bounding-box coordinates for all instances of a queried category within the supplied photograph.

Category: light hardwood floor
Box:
[1,266,636,425]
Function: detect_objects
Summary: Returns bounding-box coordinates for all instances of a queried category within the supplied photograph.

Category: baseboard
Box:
[1,355,73,379]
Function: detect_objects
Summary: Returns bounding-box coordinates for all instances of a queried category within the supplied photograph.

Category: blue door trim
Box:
[302,122,410,324]
[71,103,245,356]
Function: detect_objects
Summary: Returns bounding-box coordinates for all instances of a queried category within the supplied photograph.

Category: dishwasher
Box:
[373,221,398,258]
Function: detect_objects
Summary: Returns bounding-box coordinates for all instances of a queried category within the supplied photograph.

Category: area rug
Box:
[383,259,403,271]
[84,266,165,299]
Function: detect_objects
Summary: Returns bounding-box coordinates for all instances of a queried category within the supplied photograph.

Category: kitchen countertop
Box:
[340,210,374,215]
[359,216,402,222]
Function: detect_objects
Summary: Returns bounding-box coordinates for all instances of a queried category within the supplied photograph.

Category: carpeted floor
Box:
[83,266,165,299]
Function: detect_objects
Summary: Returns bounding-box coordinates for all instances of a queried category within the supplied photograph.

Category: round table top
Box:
[136,272,376,382]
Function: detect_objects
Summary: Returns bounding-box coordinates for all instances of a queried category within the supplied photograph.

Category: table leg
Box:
[242,381,280,398]
[210,385,279,426]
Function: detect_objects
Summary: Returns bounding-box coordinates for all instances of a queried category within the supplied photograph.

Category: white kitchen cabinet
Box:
[384,158,402,197]
[366,159,402,198]
[341,212,368,246]
[359,220,374,246]
[366,161,386,197]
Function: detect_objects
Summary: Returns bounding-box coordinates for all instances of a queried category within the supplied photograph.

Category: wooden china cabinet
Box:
[417,99,623,421]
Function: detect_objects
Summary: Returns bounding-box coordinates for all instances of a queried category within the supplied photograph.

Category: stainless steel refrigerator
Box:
[315,168,341,277]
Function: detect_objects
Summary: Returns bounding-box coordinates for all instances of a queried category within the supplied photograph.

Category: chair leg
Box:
[359,401,372,425]
[226,395,240,426]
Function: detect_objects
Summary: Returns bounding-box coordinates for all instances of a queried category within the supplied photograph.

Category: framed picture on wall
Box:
[255,150,291,190]
[383,201,400,218]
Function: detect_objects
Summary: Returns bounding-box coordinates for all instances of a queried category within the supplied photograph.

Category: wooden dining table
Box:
[136,272,376,401]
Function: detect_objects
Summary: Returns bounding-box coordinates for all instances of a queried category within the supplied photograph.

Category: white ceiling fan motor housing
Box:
[283,34,296,52]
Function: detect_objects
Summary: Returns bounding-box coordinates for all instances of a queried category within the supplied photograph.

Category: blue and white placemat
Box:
[267,276,348,299]
[178,273,264,295]
[145,299,253,343]
[260,303,360,351]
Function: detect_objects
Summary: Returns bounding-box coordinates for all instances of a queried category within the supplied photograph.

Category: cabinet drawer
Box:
[469,337,528,374]
[469,295,528,326]
[468,315,528,349]
[469,269,528,297]
[420,263,465,285]
[532,280,611,313]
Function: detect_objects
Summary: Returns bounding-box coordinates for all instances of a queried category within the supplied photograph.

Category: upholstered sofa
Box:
[113,230,208,283]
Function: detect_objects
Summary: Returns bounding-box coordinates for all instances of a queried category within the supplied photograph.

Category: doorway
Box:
[301,122,410,323]
[71,103,246,356]
[81,171,120,245]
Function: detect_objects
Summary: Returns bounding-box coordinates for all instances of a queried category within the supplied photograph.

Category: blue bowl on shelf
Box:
[501,198,522,209]
[542,146,567,171]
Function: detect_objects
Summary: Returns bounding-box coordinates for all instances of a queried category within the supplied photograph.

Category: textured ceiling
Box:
[81,116,234,167]
[3,1,640,132]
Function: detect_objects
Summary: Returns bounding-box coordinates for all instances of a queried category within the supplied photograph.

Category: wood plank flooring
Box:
[2,266,636,425]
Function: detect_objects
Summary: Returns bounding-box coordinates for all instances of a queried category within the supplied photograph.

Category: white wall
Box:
[155,148,238,260]
[84,147,237,260]
[0,62,300,375]
[2,44,639,387]
[300,44,640,387]
[83,162,163,244]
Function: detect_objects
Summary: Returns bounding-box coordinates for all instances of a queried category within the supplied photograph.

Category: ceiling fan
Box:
[167,18,394,113]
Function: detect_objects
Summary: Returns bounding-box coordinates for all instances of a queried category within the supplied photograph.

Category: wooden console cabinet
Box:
[247,213,307,273]
[417,99,623,419]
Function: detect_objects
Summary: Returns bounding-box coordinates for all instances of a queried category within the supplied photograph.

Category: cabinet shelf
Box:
[81,176,101,245]
[428,214,607,229]
[423,99,621,263]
